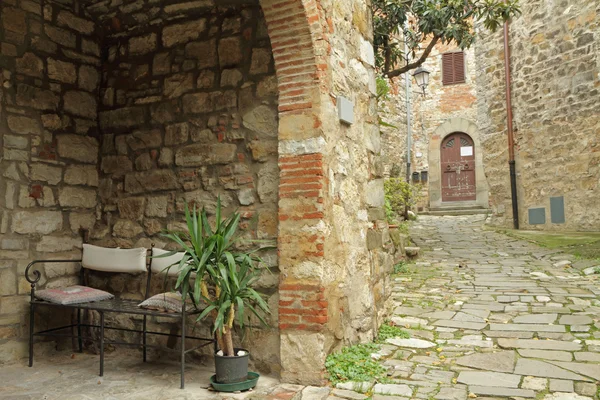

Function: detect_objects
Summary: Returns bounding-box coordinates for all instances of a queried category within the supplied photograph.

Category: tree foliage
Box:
[373,0,520,78]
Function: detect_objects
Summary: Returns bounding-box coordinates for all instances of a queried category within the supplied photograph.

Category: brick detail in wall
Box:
[278,153,325,259]
[261,0,321,113]
[278,153,324,201]
[279,281,327,331]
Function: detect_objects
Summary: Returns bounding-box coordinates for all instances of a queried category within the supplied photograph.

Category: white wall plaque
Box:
[460,146,473,156]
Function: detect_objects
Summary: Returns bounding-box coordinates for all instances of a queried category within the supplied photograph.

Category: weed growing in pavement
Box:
[394,261,410,274]
[376,321,410,343]
[325,343,388,386]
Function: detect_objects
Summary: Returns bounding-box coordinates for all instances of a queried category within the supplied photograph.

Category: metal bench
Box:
[25,244,214,389]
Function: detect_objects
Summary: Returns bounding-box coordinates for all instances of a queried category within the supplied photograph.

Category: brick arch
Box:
[428,118,489,208]
[259,0,331,385]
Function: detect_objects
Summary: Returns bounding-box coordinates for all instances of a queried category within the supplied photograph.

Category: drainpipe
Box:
[503,16,519,229]
[404,33,412,183]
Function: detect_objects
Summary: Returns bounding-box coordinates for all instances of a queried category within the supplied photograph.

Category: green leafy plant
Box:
[376,322,410,343]
[384,178,422,220]
[325,343,387,385]
[161,198,271,356]
[393,261,409,274]
[373,0,520,78]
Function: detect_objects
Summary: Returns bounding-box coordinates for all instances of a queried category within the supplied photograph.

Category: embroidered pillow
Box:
[138,292,191,313]
[35,285,114,305]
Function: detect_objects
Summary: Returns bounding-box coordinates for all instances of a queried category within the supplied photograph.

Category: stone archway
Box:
[428,118,489,209]
[259,0,331,385]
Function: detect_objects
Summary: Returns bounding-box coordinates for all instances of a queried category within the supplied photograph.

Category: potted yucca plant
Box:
[161,198,270,386]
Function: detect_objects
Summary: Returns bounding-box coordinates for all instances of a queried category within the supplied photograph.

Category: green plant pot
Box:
[210,372,259,392]
[214,348,249,384]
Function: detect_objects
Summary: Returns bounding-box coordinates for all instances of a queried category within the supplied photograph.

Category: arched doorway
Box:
[441,132,476,202]
[428,118,489,209]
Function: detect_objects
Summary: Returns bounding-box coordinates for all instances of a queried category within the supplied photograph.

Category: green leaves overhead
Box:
[373,0,520,78]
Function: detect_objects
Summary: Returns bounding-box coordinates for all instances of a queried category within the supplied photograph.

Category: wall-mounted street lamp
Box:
[412,66,430,96]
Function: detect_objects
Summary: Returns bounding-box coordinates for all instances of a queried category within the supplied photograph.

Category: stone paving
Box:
[317,215,599,400]
[2,215,599,400]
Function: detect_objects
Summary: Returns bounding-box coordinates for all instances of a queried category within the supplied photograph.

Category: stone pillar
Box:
[261,0,390,385]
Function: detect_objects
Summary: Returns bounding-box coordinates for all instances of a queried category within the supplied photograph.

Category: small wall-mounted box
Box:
[338,96,354,125]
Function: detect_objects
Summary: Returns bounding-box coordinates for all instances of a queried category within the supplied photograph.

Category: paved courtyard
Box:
[1,215,599,399]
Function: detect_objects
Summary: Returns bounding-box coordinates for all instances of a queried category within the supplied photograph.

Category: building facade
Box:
[382,0,599,231]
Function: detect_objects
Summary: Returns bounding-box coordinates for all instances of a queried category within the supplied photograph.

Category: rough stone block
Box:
[48,58,76,84]
[56,134,98,164]
[64,165,98,187]
[30,163,62,185]
[101,155,133,175]
[185,39,217,68]
[113,220,143,238]
[118,197,146,221]
[78,65,99,92]
[127,129,162,150]
[16,84,59,111]
[129,33,156,55]
[250,47,272,75]
[218,36,242,67]
[145,196,168,218]
[243,105,278,137]
[162,19,206,47]
[257,163,279,203]
[45,25,76,48]
[7,115,41,135]
[182,92,212,114]
[12,211,62,234]
[56,10,94,34]
[36,236,83,252]
[58,186,97,208]
[16,52,44,78]
[164,73,194,98]
[4,135,28,150]
[100,107,146,129]
[175,143,237,166]
[153,52,171,75]
[64,91,97,119]
[1,7,27,34]
[68,212,96,233]
[124,170,180,194]
[165,123,189,146]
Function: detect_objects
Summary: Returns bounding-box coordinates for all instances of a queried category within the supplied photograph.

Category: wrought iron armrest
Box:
[26,259,83,288]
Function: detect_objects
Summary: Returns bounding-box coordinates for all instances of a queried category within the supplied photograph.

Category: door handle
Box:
[464,164,469,169]
[446,165,451,170]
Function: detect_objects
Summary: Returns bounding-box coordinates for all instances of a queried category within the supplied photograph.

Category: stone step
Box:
[421,206,491,216]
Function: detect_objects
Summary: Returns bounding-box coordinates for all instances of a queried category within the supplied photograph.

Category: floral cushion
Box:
[35,285,114,305]
[138,292,191,313]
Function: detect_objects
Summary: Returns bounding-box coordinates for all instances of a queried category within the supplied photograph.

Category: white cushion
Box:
[151,248,187,277]
[82,244,147,274]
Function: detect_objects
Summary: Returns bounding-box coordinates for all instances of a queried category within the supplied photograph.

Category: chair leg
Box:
[180,312,185,389]
[143,315,147,362]
[28,303,35,367]
[100,312,104,377]
[77,308,83,353]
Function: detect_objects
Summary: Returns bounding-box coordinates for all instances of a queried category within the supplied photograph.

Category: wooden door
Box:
[441,133,476,202]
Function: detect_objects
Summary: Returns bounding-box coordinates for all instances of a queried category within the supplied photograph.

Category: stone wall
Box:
[88,0,280,373]
[380,43,482,210]
[271,0,394,384]
[475,0,600,230]
[0,0,101,361]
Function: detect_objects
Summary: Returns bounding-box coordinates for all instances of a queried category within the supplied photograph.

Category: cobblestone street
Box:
[324,215,600,400]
